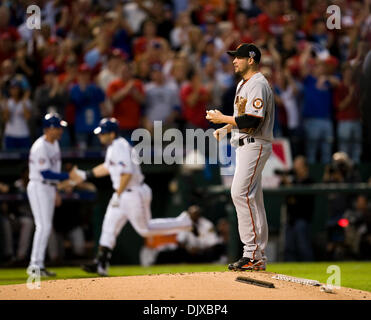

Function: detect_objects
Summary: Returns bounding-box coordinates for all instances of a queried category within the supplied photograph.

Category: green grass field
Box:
[0,261,370,292]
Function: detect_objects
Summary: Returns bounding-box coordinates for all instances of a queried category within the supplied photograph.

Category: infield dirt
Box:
[0,271,370,300]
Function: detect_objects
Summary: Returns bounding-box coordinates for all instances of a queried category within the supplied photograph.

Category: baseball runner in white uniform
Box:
[206,43,274,271]
[27,113,73,277]
[72,118,192,276]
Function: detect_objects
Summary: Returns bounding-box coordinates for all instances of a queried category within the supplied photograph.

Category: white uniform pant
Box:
[27,181,56,268]
[99,183,191,249]
[231,141,272,261]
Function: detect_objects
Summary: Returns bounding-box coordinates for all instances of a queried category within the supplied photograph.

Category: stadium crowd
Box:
[0,0,370,161]
[0,0,371,265]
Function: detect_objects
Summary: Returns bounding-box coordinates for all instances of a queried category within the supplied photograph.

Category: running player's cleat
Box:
[82,262,108,277]
[82,262,98,274]
[97,263,109,277]
[228,258,266,271]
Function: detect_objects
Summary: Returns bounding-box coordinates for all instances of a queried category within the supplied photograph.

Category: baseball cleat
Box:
[82,262,109,276]
[81,262,98,274]
[97,264,108,277]
[27,266,57,277]
[228,258,266,271]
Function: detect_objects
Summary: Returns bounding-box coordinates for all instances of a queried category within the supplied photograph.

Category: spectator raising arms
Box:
[180,69,210,130]
[106,61,145,143]
[1,59,31,100]
[34,65,69,123]
[274,67,302,157]
[1,79,32,151]
[299,43,340,164]
[97,49,126,92]
[143,63,180,134]
[69,64,105,149]
[334,63,362,164]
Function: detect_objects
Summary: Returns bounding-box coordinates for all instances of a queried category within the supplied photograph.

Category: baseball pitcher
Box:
[206,43,275,271]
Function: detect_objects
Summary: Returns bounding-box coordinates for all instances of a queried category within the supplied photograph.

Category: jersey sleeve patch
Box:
[253,98,264,109]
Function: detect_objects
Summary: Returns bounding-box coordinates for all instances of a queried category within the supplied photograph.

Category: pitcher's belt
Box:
[239,137,255,146]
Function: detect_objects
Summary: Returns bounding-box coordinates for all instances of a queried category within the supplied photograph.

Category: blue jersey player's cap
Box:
[94,117,119,135]
[43,112,68,128]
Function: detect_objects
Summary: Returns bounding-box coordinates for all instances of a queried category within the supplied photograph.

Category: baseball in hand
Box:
[206,109,217,120]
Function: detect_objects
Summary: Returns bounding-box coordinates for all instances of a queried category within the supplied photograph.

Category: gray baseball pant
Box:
[231,140,272,261]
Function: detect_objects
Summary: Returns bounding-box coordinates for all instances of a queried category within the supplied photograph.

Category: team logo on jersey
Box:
[253,98,263,109]
[39,158,46,164]
[50,154,60,166]
[118,161,126,167]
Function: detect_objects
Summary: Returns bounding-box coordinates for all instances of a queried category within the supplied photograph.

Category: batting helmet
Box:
[94,118,119,135]
[42,112,68,128]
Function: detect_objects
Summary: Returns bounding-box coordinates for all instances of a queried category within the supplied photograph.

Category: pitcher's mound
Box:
[0,272,370,300]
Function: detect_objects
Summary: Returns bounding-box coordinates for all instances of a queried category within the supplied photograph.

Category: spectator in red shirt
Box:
[106,62,145,142]
[180,69,210,129]
[257,0,286,37]
[133,19,167,60]
[334,63,362,163]
[41,37,61,73]
[58,57,79,146]
[58,57,79,91]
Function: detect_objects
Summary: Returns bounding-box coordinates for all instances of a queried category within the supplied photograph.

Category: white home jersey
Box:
[104,137,144,190]
[230,72,275,147]
[28,136,61,181]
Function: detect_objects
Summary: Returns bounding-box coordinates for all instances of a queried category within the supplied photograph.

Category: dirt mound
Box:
[0,272,370,300]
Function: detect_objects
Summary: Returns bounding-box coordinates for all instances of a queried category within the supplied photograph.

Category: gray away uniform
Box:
[230,72,275,261]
